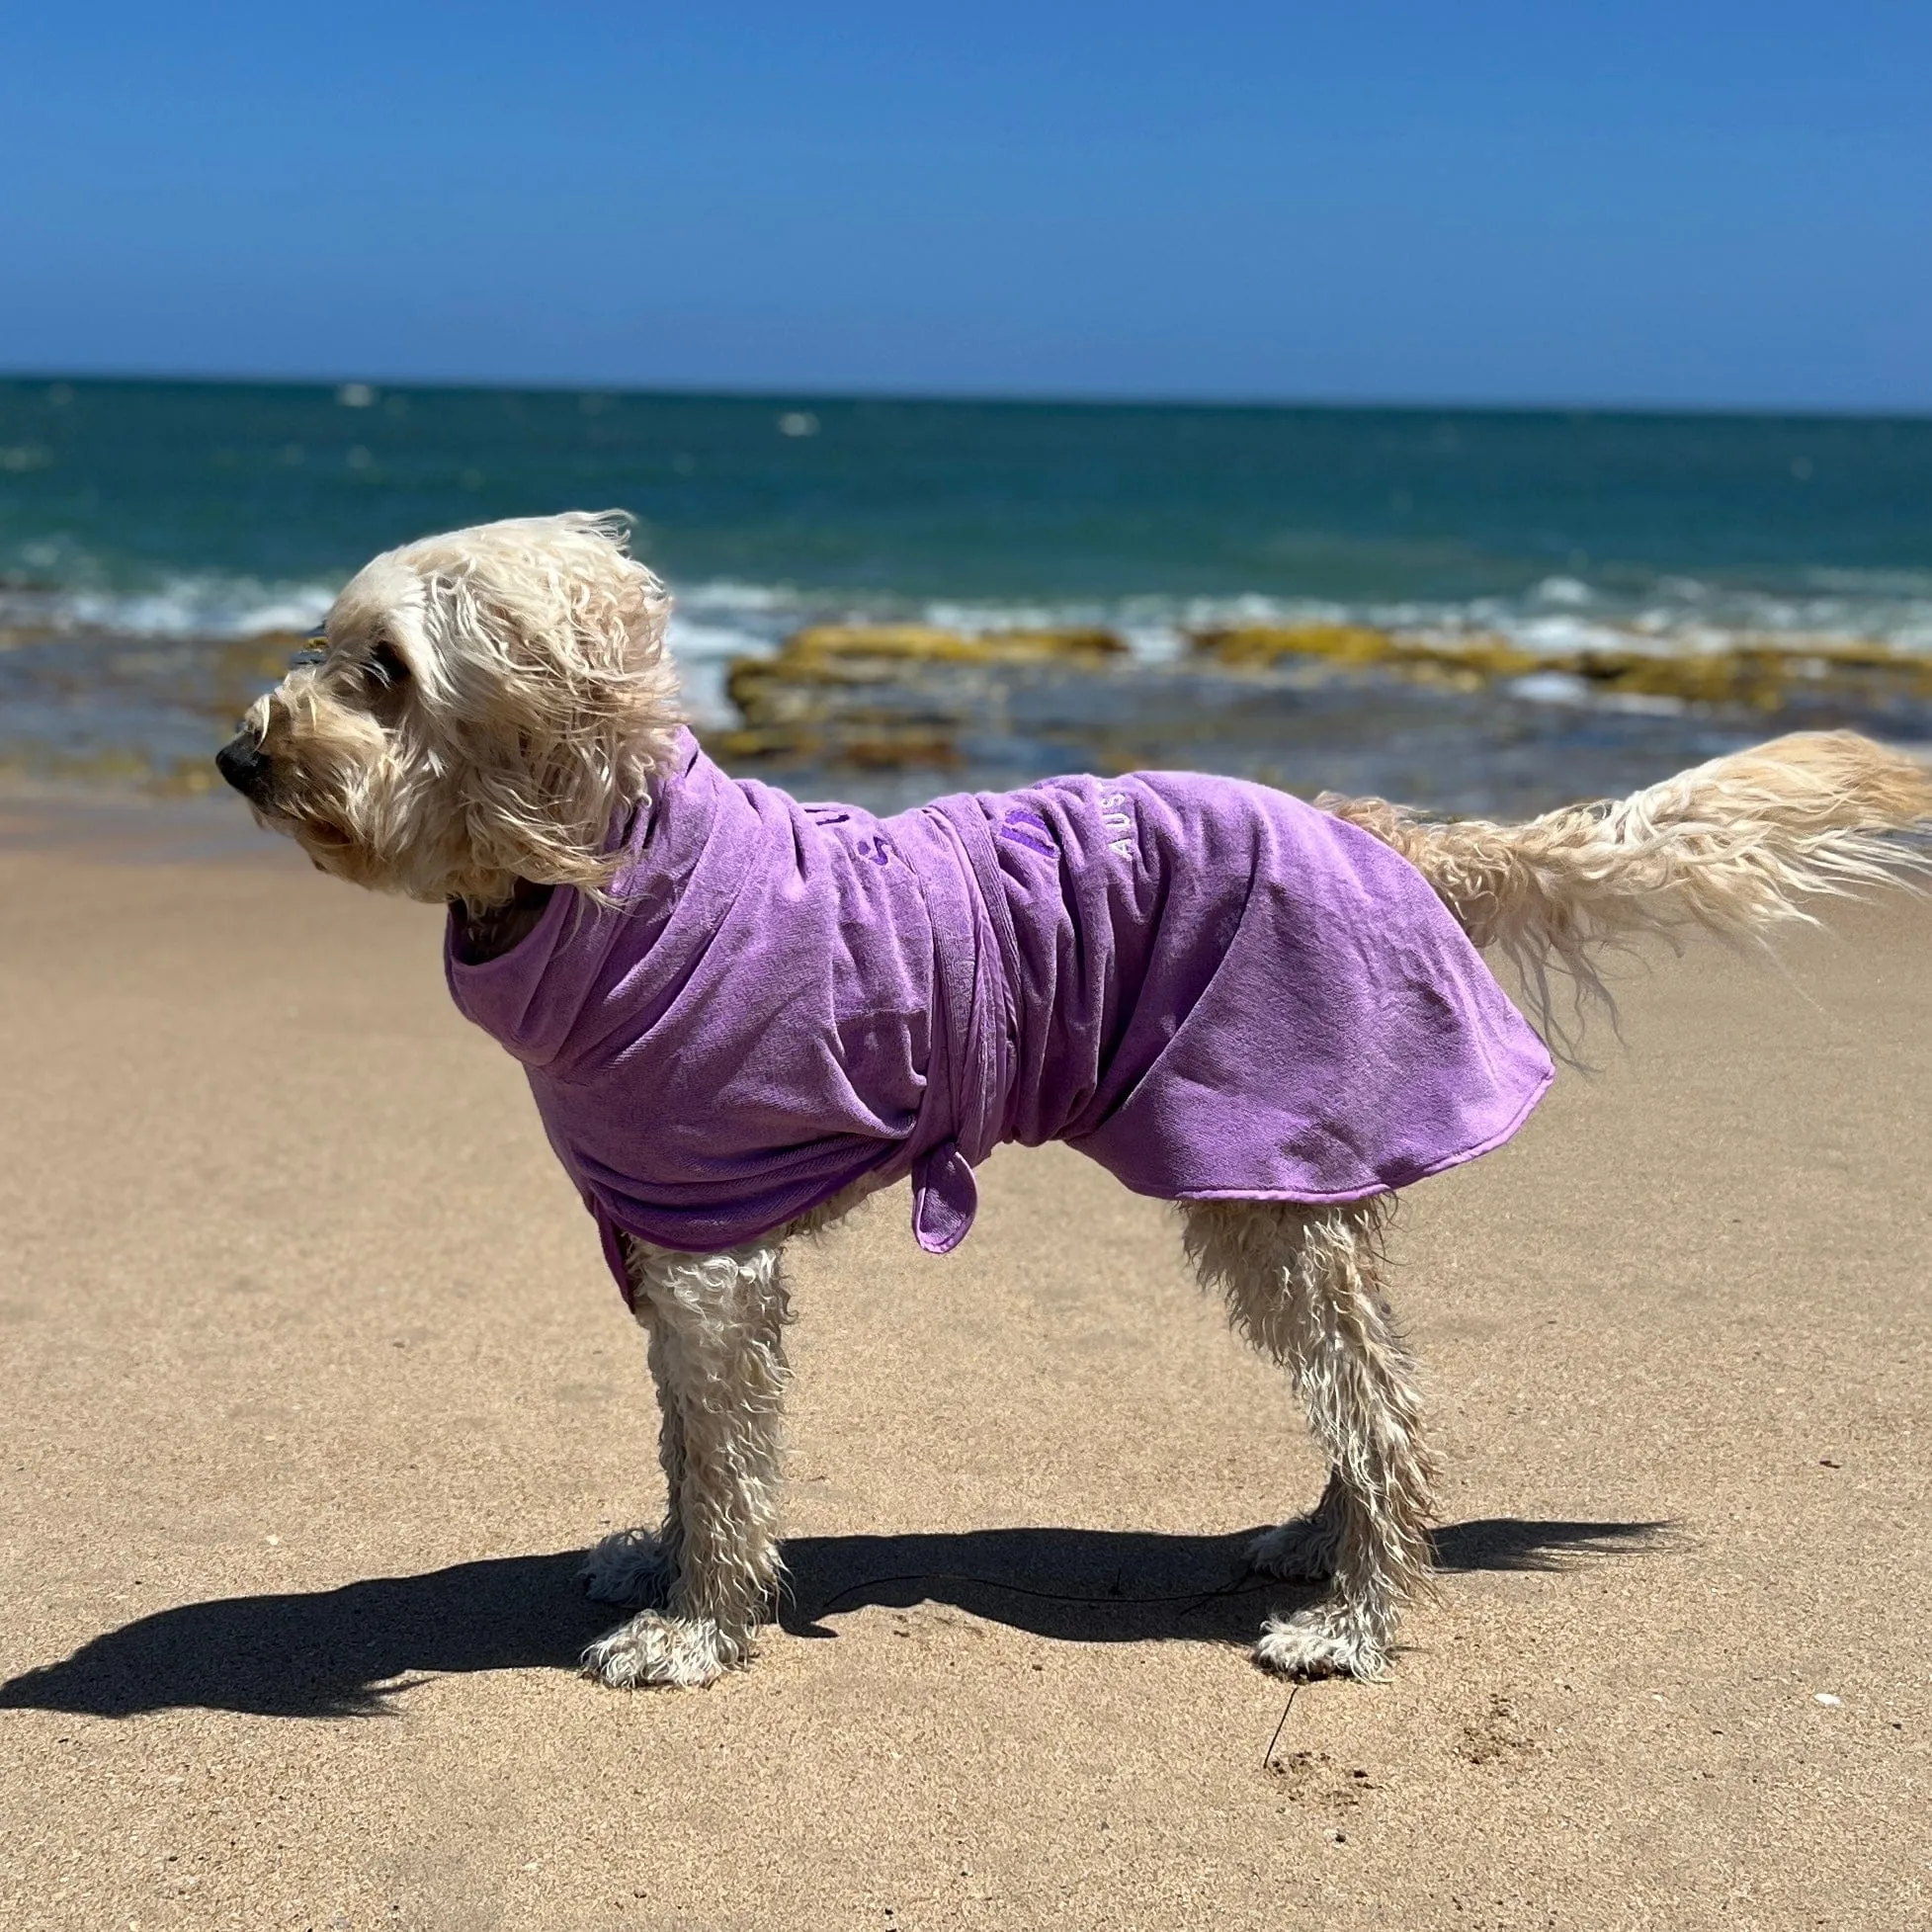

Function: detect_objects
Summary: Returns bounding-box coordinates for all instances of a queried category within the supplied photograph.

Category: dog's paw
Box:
[581,1611,738,1690]
[581,1528,675,1609]
[1247,1514,1342,1584]
[1252,1609,1388,1683]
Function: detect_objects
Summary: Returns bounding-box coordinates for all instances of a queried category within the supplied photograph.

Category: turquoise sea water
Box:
[1,377,1928,803]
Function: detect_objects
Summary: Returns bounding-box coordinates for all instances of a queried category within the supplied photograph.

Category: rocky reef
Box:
[710,619,1932,819]
[1189,621,1932,714]
[0,626,312,795]
[718,623,1126,769]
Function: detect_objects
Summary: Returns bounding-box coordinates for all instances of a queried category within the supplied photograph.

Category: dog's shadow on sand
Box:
[0,1518,1666,1721]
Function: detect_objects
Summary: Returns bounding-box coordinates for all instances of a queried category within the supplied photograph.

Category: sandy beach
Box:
[0,793,1926,1931]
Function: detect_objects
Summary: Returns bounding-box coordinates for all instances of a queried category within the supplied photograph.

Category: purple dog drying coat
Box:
[447,730,1553,1303]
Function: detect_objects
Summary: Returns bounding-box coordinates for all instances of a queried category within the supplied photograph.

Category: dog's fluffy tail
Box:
[1322,729,1932,1046]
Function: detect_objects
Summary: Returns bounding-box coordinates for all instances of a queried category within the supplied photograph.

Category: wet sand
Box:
[0,797,1927,1930]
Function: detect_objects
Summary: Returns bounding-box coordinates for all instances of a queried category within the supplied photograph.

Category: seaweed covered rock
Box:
[1192,625,1539,694]
[753,624,1125,669]
[1189,623,1932,713]
[719,624,1127,767]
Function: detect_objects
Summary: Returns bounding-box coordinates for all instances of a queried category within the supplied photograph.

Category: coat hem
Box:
[1153,1063,1554,1207]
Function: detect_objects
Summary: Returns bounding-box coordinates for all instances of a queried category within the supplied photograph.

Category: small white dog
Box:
[218,512,1930,1690]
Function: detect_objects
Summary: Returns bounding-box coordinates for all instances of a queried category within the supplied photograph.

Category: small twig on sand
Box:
[1262,1685,1301,1769]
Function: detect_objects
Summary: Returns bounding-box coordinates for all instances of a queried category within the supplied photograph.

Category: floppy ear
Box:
[419,512,682,899]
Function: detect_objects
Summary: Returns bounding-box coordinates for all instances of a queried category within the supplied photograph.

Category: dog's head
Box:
[216,512,679,905]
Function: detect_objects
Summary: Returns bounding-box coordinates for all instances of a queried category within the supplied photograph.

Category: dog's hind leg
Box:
[581,1236,792,1689]
[1182,1197,1436,1681]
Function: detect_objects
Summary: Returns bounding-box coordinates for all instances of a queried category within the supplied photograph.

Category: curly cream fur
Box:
[1322,730,1932,1050]
[1183,1197,1436,1679]
[226,513,1932,1691]
[238,512,680,906]
[580,1236,794,1689]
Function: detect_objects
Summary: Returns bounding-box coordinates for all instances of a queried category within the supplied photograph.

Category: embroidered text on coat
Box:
[999,807,1056,858]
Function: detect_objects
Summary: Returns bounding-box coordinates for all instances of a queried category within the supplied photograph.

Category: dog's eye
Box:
[367,642,411,690]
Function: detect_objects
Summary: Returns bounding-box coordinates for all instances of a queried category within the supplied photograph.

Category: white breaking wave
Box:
[7,567,1930,682]
[0,572,339,641]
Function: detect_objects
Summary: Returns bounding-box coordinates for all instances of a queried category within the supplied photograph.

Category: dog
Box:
[216,511,1931,1690]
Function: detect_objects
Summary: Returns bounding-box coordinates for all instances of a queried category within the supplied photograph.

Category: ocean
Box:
[2,377,1928,812]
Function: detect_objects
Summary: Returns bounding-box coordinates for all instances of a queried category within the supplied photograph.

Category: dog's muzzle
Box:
[215,729,274,800]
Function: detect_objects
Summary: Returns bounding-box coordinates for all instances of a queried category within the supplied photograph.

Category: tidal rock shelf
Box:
[707,622,1932,819]
[1190,621,1932,714]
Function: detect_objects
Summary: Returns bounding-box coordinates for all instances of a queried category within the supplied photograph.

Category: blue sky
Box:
[2,2,1927,408]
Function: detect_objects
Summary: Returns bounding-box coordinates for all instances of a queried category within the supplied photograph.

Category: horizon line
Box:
[5,369,1929,426]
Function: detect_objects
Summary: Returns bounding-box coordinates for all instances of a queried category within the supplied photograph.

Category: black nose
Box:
[215,731,273,799]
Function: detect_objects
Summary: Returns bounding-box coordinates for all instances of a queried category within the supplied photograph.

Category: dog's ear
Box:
[417,512,682,898]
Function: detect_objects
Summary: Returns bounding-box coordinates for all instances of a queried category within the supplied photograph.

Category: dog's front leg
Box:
[580,1311,688,1613]
[581,1237,791,1689]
